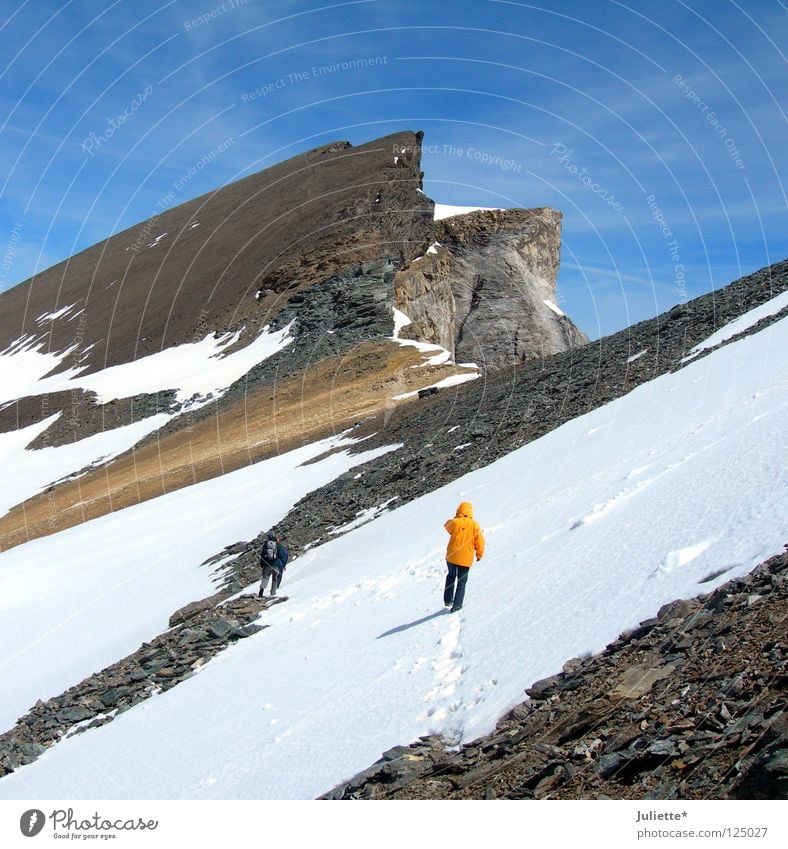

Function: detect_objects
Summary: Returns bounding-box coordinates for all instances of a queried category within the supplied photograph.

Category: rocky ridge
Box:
[205,259,788,596]
[0,593,282,777]
[322,550,787,800]
[0,131,432,376]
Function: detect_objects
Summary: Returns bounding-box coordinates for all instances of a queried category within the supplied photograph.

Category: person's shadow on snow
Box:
[376,609,448,639]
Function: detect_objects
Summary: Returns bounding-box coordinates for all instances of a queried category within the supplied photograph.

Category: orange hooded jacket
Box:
[444,501,485,568]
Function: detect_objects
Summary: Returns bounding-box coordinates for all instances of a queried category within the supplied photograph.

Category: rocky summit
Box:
[0,130,589,550]
[395,208,587,368]
[0,131,433,375]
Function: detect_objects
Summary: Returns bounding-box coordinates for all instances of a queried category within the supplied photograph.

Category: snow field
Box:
[0,323,293,406]
[0,412,172,518]
[0,337,80,405]
[684,289,788,359]
[1,313,785,800]
[0,435,397,732]
[433,204,501,220]
[0,320,296,520]
[71,324,293,404]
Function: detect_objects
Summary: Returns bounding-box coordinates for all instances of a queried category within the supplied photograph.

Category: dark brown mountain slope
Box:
[0,130,432,375]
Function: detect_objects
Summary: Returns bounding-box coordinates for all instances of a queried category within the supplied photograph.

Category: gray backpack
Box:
[262,539,278,563]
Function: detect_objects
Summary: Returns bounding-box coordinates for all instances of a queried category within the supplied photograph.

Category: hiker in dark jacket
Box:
[258,532,290,598]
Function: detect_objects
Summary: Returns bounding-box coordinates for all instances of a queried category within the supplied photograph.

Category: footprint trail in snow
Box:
[420,613,468,741]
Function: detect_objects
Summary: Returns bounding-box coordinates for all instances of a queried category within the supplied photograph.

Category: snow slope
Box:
[0,323,292,406]
[0,435,396,731]
[0,315,785,799]
[0,412,172,517]
[0,337,80,405]
[433,203,500,220]
[0,323,295,518]
[684,289,788,359]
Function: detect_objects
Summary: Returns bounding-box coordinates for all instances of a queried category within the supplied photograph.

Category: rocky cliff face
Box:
[394,208,588,370]
[393,250,455,352]
[439,208,587,369]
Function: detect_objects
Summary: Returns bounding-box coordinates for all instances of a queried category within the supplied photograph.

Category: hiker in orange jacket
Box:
[443,501,485,612]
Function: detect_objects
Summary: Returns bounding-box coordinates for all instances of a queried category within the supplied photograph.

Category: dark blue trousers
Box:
[444,562,470,610]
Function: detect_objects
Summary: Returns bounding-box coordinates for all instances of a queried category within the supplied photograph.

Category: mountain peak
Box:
[0,130,433,375]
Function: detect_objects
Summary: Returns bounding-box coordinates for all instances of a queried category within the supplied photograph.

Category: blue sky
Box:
[0,0,785,338]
